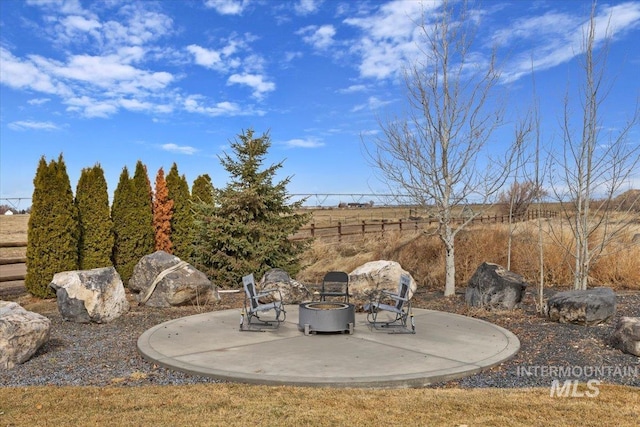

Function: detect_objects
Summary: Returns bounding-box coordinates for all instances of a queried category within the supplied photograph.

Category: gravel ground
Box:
[1,288,639,388]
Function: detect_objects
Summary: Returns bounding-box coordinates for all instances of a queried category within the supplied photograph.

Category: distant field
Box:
[0,214,28,258]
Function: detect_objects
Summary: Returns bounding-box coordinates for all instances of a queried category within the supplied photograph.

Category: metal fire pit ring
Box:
[298,302,355,335]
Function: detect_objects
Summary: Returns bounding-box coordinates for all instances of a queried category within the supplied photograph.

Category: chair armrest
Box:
[381,290,408,302]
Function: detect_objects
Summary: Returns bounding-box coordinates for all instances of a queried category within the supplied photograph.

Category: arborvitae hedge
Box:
[111,166,135,282]
[192,129,311,288]
[131,160,155,258]
[192,174,214,204]
[111,161,154,283]
[153,167,173,253]
[25,155,79,297]
[76,164,113,269]
[166,163,191,260]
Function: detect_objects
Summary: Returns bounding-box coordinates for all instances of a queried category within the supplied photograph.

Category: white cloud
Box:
[344,0,432,79]
[227,73,275,99]
[183,95,242,116]
[283,137,325,148]
[27,98,51,105]
[298,25,336,50]
[205,0,249,15]
[338,84,367,94]
[187,44,223,69]
[161,143,198,155]
[498,2,640,83]
[351,96,392,112]
[26,0,86,16]
[295,0,322,16]
[7,120,61,131]
[65,96,118,118]
[0,48,68,95]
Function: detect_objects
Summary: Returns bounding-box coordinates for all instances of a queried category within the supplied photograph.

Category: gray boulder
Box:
[49,267,130,323]
[611,316,640,356]
[348,260,417,309]
[129,251,219,307]
[544,287,616,325]
[0,301,51,369]
[465,262,527,310]
[258,268,312,304]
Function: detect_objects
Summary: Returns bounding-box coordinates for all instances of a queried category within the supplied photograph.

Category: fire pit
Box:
[298,302,355,335]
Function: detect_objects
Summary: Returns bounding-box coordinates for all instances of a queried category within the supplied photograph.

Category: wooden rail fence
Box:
[291,210,558,241]
[0,210,558,281]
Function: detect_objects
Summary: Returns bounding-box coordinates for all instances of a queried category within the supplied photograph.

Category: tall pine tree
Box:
[166,163,191,260]
[192,174,215,204]
[153,167,173,253]
[76,164,113,269]
[26,155,79,297]
[192,129,310,288]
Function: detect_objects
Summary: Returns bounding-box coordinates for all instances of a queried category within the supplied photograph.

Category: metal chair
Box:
[240,273,286,332]
[366,274,415,334]
[319,271,350,303]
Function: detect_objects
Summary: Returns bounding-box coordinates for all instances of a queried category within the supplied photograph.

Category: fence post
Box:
[310,223,315,238]
[362,220,366,236]
[399,218,403,232]
[381,221,385,236]
[338,221,342,242]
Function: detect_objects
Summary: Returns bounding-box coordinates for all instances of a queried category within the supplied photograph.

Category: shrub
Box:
[26,155,79,297]
[76,164,113,269]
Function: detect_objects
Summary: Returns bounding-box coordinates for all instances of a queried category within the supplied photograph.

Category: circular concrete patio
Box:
[137,305,520,388]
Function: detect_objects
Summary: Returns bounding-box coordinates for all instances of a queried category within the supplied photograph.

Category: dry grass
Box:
[1,384,638,426]
[3,212,639,288]
[0,214,28,258]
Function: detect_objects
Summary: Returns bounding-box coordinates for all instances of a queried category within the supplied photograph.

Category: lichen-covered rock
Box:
[129,251,219,307]
[465,262,528,310]
[0,301,51,369]
[49,267,129,323]
[348,260,417,309]
[545,287,616,326]
[611,316,640,356]
[258,268,312,304]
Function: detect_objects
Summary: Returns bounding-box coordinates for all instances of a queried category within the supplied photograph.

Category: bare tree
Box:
[550,2,640,290]
[364,0,520,297]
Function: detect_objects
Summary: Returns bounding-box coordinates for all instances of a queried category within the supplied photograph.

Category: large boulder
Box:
[0,301,51,369]
[348,260,417,309]
[610,316,640,356]
[49,267,130,323]
[258,268,312,304]
[129,251,219,307]
[544,287,616,326]
[465,262,528,310]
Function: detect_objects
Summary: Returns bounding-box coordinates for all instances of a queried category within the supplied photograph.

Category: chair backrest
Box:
[242,274,259,310]
[322,271,349,299]
[396,275,411,310]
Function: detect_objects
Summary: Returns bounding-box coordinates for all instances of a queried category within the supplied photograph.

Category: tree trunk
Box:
[443,233,456,297]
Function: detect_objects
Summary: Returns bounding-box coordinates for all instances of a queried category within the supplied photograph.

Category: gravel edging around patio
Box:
[1,289,639,388]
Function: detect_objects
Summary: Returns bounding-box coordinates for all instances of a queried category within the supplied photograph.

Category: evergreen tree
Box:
[191,174,215,204]
[26,155,79,297]
[166,163,191,259]
[76,164,113,269]
[111,161,154,283]
[192,129,310,288]
[131,160,155,256]
[153,167,174,253]
[111,166,134,281]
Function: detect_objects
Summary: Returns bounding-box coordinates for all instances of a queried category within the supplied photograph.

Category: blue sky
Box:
[1,0,639,209]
